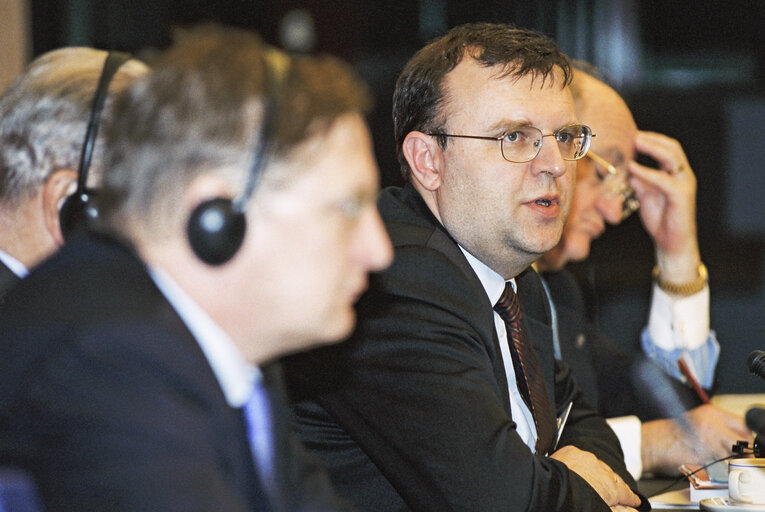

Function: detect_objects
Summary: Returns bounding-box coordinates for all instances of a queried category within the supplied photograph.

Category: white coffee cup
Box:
[728,458,765,504]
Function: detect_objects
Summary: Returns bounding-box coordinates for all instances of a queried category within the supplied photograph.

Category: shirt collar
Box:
[458,246,516,305]
[148,266,260,408]
[0,248,28,278]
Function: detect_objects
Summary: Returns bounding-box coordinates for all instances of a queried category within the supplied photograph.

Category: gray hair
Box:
[0,47,148,207]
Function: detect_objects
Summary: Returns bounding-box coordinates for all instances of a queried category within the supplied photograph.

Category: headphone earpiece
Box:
[186,49,289,266]
[60,51,131,240]
[186,198,246,266]
[59,191,99,240]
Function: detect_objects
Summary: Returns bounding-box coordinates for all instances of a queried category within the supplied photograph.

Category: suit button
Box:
[575,333,586,349]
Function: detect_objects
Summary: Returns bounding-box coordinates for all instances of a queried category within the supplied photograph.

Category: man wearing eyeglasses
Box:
[284,23,648,512]
[535,68,750,477]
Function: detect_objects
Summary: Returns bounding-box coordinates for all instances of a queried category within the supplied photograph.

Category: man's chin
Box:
[318,310,357,346]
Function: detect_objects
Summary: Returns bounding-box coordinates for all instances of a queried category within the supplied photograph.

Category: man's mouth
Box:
[525,196,561,219]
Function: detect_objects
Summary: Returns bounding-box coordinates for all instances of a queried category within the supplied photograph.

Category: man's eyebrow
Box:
[484,119,580,133]
[484,119,533,133]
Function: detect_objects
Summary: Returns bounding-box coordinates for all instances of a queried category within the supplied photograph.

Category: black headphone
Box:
[186,52,289,266]
[59,51,131,240]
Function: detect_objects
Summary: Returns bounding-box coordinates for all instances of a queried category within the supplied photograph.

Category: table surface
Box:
[643,394,765,511]
[641,477,695,511]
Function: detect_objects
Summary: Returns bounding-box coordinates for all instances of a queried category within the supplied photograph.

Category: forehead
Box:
[263,112,377,198]
[578,85,637,164]
[440,58,575,130]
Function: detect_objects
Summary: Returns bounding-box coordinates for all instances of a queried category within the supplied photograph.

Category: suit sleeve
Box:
[548,269,700,422]
[289,245,634,512]
[263,363,359,512]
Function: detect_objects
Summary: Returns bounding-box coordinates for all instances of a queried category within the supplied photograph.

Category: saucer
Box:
[700,497,765,511]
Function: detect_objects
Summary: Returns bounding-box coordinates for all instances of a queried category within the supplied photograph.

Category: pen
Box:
[551,401,573,453]
[677,357,710,404]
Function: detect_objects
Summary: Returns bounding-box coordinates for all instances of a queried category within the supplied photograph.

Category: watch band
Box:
[652,262,708,296]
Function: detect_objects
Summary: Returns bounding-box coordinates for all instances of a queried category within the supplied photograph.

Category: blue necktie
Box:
[243,380,284,511]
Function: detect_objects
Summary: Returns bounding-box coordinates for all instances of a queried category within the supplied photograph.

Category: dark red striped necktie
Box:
[494,282,555,455]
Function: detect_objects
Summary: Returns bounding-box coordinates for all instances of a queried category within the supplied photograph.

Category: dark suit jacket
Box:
[0,234,350,512]
[285,184,648,512]
[542,269,699,421]
[0,259,20,304]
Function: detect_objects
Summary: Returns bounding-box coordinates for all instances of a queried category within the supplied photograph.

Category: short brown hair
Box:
[393,23,571,180]
[99,24,372,239]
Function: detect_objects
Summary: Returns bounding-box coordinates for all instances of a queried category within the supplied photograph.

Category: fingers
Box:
[686,405,752,459]
[634,131,692,177]
[687,404,748,434]
[629,130,696,197]
[625,130,700,259]
[718,408,753,438]
[551,446,641,507]
[588,464,640,506]
[609,472,642,508]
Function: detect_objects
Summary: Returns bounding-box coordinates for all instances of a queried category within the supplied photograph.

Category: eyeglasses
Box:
[427,124,593,163]
[586,149,639,220]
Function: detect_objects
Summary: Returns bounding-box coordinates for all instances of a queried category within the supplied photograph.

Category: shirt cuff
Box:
[648,283,710,352]
[641,329,720,388]
[606,415,643,480]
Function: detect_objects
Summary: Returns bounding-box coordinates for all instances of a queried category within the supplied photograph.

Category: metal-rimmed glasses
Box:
[586,149,639,220]
[427,124,593,163]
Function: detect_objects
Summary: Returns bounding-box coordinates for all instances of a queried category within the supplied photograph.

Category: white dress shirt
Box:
[644,284,719,388]
[459,247,538,452]
[0,247,29,278]
[148,266,260,408]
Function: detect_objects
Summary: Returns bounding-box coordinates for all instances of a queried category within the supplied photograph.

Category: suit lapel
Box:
[392,185,513,411]
[111,240,267,510]
[390,185,558,414]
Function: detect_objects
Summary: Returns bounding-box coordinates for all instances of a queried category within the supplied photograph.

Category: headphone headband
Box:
[61,51,131,240]
[186,49,291,265]
[232,49,290,212]
[76,51,131,194]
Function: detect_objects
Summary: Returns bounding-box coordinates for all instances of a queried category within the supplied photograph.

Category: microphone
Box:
[737,405,765,459]
[748,350,765,380]
[746,407,765,436]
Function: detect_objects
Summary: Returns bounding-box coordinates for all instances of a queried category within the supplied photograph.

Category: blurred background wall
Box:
[0,0,31,93]
[7,0,765,392]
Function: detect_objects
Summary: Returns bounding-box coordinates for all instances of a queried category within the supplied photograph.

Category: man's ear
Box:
[183,173,237,213]
[42,169,78,247]
[402,131,445,191]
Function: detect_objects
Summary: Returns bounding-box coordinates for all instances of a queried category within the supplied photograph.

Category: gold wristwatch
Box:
[652,262,708,296]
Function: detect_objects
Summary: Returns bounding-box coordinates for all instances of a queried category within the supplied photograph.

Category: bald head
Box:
[537,69,639,272]
[571,70,637,167]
